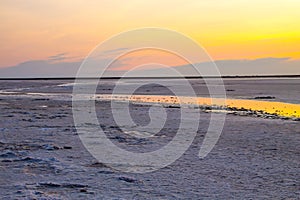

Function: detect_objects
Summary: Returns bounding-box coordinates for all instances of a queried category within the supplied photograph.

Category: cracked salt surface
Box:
[0,79,299,199]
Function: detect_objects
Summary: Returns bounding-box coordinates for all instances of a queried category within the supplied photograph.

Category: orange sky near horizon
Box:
[0,0,300,68]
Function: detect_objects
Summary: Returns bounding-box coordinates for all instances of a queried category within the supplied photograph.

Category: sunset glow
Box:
[96,94,300,118]
[1,0,300,69]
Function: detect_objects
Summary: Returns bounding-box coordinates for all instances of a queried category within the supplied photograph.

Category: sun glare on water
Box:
[96,94,300,118]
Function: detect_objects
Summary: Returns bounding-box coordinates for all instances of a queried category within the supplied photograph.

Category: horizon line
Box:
[0,74,300,80]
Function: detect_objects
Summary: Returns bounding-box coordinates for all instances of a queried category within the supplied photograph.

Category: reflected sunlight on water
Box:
[95,94,300,118]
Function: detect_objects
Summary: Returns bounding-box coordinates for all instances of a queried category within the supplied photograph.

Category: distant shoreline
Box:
[0,74,299,80]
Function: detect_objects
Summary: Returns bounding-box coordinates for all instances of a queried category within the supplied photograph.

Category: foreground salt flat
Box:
[0,79,299,199]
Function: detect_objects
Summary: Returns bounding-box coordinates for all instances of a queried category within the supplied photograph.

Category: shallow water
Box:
[2,78,300,102]
[1,78,299,118]
[94,94,300,118]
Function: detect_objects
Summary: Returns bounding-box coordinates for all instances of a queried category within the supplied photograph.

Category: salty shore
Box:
[0,79,299,199]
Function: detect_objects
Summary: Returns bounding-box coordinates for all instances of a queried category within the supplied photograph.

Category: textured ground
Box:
[0,79,299,199]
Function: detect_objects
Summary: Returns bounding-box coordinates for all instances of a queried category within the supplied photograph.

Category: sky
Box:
[0,0,300,77]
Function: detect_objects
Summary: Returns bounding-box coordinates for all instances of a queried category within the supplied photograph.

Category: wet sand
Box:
[0,79,299,199]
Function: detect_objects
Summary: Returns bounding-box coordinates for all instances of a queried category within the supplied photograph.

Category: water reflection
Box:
[95,94,300,118]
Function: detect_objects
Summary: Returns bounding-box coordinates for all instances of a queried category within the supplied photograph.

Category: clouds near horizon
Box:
[1,0,300,70]
[0,56,298,78]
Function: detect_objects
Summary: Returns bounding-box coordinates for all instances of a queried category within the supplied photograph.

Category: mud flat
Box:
[0,79,299,199]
